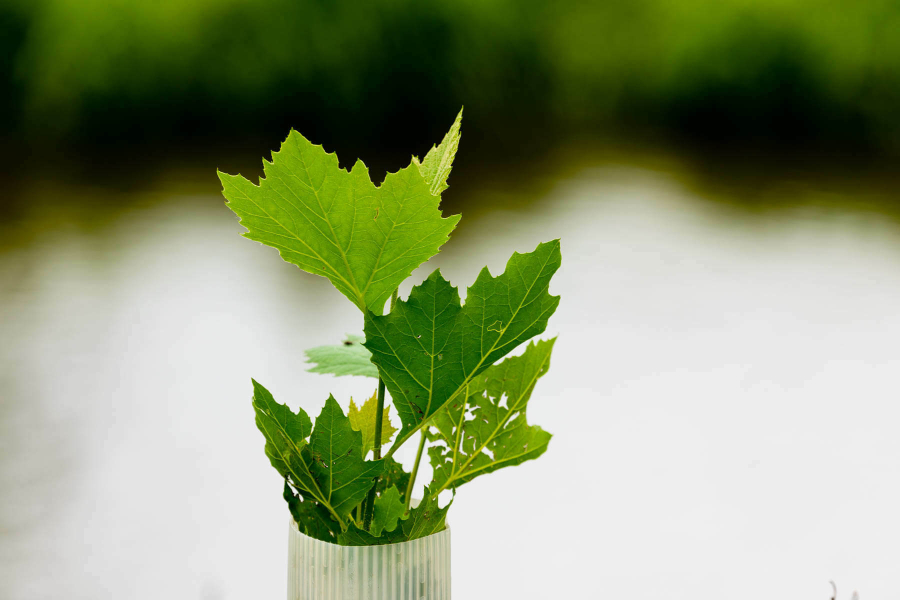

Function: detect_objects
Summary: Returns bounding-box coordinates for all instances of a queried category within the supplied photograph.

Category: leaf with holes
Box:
[363,240,561,444]
[218,116,462,315]
[428,338,555,493]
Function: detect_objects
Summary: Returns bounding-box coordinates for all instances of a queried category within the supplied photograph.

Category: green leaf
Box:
[376,456,411,499]
[337,521,400,546]
[305,334,378,378]
[402,487,451,540]
[348,390,398,457]
[369,485,406,537]
[363,240,561,441]
[337,487,451,546]
[284,482,340,543]
[251,379,315,485]
[307,396,386,519]
[429,338,555,492]
[251,380,383,525]
[413,109,463,196]
[218,123,461,315]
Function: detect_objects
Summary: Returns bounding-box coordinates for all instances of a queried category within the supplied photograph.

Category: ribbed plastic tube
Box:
[287,519,451,599]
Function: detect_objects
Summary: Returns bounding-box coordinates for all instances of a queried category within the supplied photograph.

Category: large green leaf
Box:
[363,240,561,442]
[428,338,555,493]
[305,334,378,378]
[218,117,462,315]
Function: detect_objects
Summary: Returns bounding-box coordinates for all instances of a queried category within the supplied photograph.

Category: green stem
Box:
[362,377,386,529]
[404,431,428,510]
[362,288,399,530]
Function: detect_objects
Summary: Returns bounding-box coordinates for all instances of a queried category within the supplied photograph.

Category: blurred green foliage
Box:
[2,0,899,155]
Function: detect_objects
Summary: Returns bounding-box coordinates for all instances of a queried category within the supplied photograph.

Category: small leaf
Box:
[251,379,313,481]
[348,390,398,457]
[308,396,386,519]
[283,482,340,542]
[306,334,378,378]
[376,456,411,499]
[413,109,463,196]
[369,486,406,537]
[337,487,451,546]
[402,487,451,540]
[337,522,398,546]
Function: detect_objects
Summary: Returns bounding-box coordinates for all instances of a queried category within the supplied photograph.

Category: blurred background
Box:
[1,1,899,599]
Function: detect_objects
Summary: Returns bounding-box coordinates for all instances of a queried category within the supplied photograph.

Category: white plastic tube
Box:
[287,519,451,599]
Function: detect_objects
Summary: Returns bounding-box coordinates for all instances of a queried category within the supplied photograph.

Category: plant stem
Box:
[404,431,428,510]
[362,377,386,529]
[362,288,399,530]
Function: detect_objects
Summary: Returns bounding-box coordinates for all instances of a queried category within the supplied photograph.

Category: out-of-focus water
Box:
[1,152,899,600]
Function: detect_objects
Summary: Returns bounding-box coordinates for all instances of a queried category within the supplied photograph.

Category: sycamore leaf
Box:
[363,240,561,442]
[218,119,461,315]
[283,482,340,542]
[413,109,462,196]
[402,487,451,540]
[376,456,411,499]
[251,380,383,524]
[429,338,555,493]
[337,487,451,546]
[252,379,316,489]
[305,334,378,378]
[348,390,398,457]
[307,396,385,518]
[369,485,406,537]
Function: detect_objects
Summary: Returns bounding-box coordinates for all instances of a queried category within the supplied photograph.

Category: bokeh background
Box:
[2,1,899,599]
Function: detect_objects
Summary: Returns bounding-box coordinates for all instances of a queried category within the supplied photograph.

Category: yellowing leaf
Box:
[348,390,397,457]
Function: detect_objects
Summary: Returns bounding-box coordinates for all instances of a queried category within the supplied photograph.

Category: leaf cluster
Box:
[220,110,562,545]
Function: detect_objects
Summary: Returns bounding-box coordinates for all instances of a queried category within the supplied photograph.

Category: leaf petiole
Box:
[404,432,428,510]
[362,288,399,529]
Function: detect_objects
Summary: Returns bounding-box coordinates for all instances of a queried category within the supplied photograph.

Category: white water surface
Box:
[1,161,898,600]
